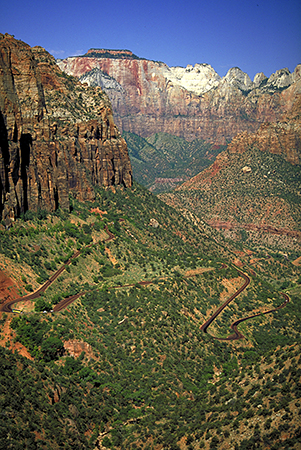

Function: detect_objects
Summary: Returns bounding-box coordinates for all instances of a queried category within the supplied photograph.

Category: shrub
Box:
[25,284,33,292]
[41,337,64,362]
[35,298,52,312]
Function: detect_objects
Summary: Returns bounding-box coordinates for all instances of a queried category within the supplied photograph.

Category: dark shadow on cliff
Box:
[0,112,10,217]
[20,133,32,213]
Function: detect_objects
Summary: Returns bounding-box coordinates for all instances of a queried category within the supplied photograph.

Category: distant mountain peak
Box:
[164,63,221,95]
[224,67,253,91]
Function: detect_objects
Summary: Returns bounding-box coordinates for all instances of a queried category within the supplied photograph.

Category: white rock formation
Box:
[223,67,253,91]
[253,72,267,87]
[267,68,292,89]
[162,63,221,95]
[79,67,124,92]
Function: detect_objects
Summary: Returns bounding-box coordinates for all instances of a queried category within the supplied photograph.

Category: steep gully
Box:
[0,228,289,340]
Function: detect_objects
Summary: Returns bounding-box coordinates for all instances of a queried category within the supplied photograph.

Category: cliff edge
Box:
[0,34,132,225]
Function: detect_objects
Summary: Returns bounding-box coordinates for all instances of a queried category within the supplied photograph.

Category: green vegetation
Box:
[160,147,301,254]
[0,183,300,449]
[83,50,141,60]
[124,131,226,193]
[42,62,112,123]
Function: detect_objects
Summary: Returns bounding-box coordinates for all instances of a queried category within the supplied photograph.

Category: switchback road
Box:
[226,292,290,340]
[200,269,250,336]
[0,226,114,313]
[200,269,290,340]
[0,225,290,342]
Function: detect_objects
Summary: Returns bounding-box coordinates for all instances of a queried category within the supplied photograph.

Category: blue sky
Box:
[1,0,300,79]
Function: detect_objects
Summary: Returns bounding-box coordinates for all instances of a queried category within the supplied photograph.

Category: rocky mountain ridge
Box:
[85,49,137,58]
[57,51,301,145]
[59,49,300,96]
[161,64,299,96]
[0,35,132,225]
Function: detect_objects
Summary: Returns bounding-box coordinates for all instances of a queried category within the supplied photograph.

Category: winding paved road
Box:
[200,269,290,340]
[0,226,114,313]
[0,224,290,342]
[200,269,250,336]
[226,292,290,340]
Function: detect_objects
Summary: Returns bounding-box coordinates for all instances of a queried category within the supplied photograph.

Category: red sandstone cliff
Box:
[227,93,301,165]
[159,92,301,251]
[58,53,301,146]
[0,35,132,224]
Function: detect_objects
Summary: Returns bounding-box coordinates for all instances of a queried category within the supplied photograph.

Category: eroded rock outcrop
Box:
[0,35,132,224]
[227,93,301,165]
[64,340,94,359]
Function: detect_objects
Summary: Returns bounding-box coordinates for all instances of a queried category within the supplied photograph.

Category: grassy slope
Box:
[0,183,300,450]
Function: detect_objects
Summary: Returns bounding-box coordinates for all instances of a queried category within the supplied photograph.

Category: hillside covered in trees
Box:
[0,184,300,450]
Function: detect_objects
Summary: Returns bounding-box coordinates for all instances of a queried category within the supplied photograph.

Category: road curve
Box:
[225,292,290,340]
[200,268,290,341]
[0,226,114,313]
[1,225,290,344]
[200,269,250,336]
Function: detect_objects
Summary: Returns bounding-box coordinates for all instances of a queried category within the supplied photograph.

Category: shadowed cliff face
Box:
[0,34,132,224]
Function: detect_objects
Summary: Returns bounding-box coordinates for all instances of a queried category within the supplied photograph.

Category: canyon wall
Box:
[0,35,132,224]
[227,93,301,165]
[159,88,301,251]
[58,51,301,146]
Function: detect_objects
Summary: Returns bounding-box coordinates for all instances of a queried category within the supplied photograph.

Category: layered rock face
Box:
[159,92,301,251]
[0,35,132,224]
[227,92,301,165]
[58,51,301,145]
